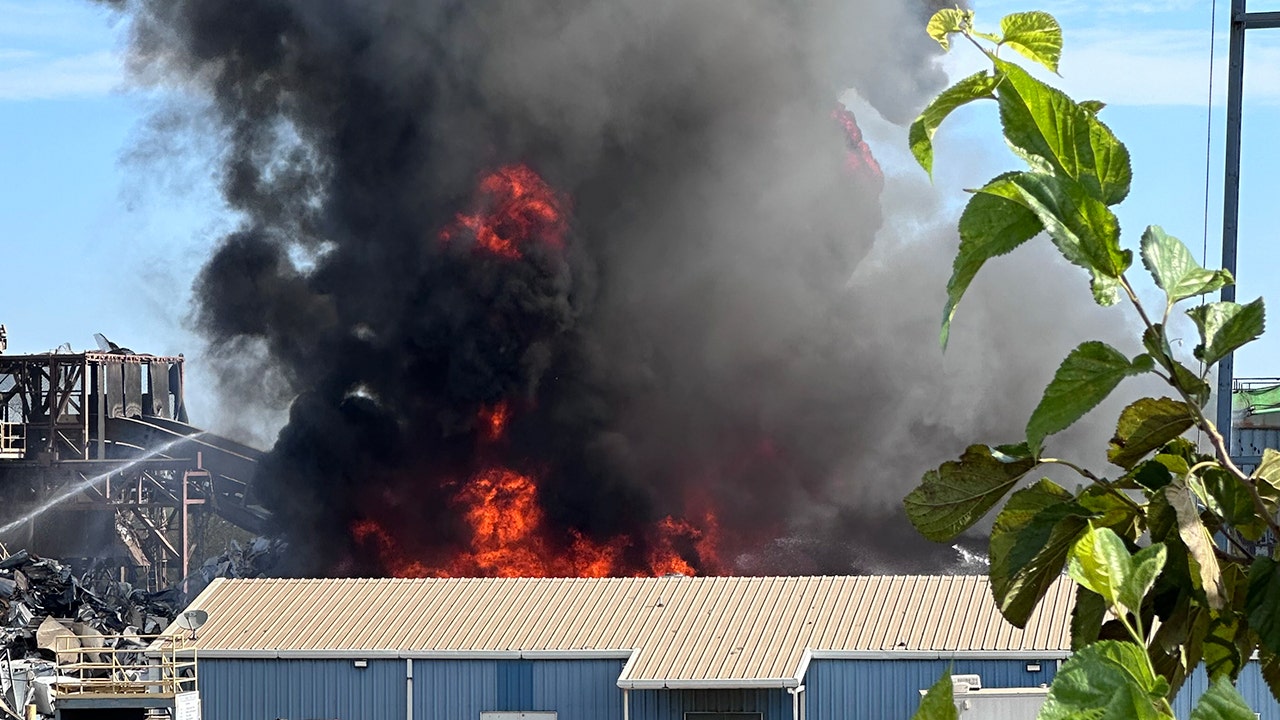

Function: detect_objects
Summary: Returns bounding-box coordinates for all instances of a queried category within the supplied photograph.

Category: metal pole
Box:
[80,357,89,459]
[181,465,191,581]
[1216,0,1247,453]
[96,363,105,460]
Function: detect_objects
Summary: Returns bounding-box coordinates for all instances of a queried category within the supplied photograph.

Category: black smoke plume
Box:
[107,0,1129,575]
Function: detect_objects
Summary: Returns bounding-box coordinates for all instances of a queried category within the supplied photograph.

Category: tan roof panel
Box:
[180,574,1074,683]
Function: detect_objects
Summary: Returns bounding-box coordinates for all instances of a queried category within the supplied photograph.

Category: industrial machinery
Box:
[0,335,269,589]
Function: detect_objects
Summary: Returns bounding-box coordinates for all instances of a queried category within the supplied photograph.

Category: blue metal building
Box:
[172,575,1279,719]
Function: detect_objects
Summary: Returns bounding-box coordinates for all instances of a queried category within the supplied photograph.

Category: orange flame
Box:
[354,162,731,578]
[350,519,436,578]
[439,164,568,258]
[350,467,722,578]
[478,402,511,440]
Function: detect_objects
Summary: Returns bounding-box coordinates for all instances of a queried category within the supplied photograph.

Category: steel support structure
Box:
[0,351,206,587]
[75,458,211,589]
[0,354,90,461]
[1218,1,1280,454]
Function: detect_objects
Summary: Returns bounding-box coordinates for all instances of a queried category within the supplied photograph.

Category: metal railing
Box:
[52,633,197,697]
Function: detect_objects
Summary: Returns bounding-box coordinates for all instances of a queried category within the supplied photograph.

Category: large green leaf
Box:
[910,72,999,177]
[1080,99,1107,115]
[1151,438,1199,478]
[1076,484,1142,536]
[903,445,1037,541]
[1259,448,1280,480]
[912,667,960,720]
[1187,298,1267,367]
[1222,559,1251,610]
[1122,459,1174,492]
[1201,467,1266,541]
[1248,557,1280,656]
[989,479,1090,627]
[939,172,1043,348]
[1150,590,1200,696]
[1070,585,1107,651]
[1141,226,1234,305]
[926,8,973,51]
[999,11,1062,74]
[1142,325,1211,406]
[1039,640,1171,720]
[1190,677,1258,720]
[984,171,1129,306]
[1122,543,1167,619]
[1026,341,1142,455]
[1187,469,1224,518]
[1107,397,1196,469]
[1166,482,1226,610]
[1260,647,1280,705]
[994,59,1132,205]
[1254,448,1280,514]
[1067,524,1132,612]
[1201,612,1245,683]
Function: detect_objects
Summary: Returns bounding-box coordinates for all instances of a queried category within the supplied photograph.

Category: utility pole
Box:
[1217,0,1280,459]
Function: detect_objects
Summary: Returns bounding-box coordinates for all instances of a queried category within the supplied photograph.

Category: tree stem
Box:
[1119,275,1280,538]
[1041,458,1144,513]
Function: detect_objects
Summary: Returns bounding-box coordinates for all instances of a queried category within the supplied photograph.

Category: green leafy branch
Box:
[905,8,1277,720]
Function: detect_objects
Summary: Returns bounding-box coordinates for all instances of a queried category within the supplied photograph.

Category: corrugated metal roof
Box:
[179,575,1074,684]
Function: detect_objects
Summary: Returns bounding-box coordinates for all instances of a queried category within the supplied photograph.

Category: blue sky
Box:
[0,1,225,359]
[914,0,1280,380]
[1,0,1277,425]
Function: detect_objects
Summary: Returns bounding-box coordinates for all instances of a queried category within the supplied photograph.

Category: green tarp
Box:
[1235,383,1280,417]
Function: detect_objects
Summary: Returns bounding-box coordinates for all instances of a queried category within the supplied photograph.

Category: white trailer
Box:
[920,674,1050,720]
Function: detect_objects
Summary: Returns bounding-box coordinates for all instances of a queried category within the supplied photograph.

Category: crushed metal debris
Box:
[0,538,284,718]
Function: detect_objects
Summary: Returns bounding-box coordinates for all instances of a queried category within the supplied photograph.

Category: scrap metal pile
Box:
[0,550,181,654]
[185,536,287,598]
[0,551,177,717]
[0,538,286,717]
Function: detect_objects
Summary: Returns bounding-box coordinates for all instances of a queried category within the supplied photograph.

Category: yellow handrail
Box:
[0,422,23,459]
[52,633,197,696]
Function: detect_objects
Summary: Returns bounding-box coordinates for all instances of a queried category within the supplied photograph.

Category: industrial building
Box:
[1232,379,1280,467]
[157,574,1280,719]
[163,574,1280,719]
[173,574,1059,719]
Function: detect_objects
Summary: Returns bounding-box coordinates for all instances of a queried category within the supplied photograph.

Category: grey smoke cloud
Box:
[102,0,1141,576]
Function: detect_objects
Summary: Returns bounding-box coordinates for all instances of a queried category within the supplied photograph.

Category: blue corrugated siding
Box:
[498,660,535,708]
[199,658,405,720]
[629,688,790,720]
[413,658,624,720]
[805,658,1056,720]
[196,652,1280,720]
[1237,665,1280,717]
[1171,664,1280,718]
[533,660,626,720]
[1233,426,1280,459]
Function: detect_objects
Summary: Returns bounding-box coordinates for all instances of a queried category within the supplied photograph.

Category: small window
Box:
[480,714,557,720]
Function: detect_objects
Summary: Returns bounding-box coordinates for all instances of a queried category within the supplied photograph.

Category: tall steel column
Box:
[1216,1,1280,452]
